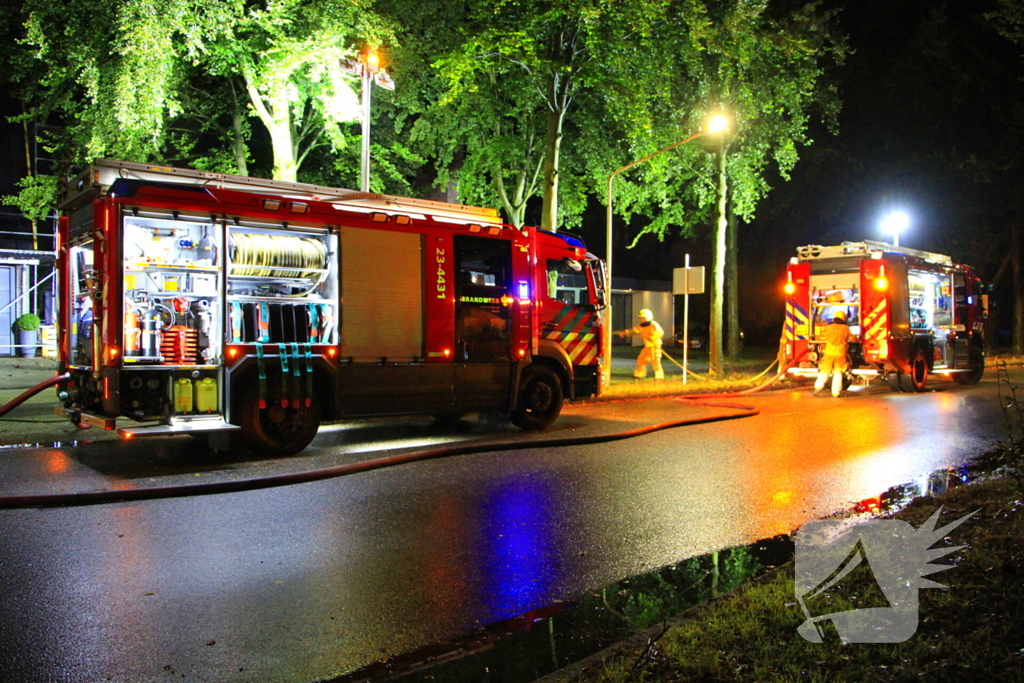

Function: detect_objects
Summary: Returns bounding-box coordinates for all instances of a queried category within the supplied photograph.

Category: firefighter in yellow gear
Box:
[618,309,665,379]
[814,309,851,397]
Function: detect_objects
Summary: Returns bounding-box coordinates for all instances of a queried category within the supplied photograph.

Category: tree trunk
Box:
[539,104,564,230]
[268,122,298,182]
[1013,221,1023,355]
[228,80,249,176]
[20,102,37,251]
[243,68,297,182]
[709,146,728,376]
[726,208,740,359]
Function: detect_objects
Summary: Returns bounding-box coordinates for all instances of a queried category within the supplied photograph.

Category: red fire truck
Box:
[55,160,606,454]
[782,241,986,392]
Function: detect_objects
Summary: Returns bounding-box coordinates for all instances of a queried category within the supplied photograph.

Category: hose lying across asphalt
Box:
[0,353,807,510]
[0,374,69,420]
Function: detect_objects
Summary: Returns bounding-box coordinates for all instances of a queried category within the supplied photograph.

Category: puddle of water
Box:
[333,462,984,683]
[333,541,778,683]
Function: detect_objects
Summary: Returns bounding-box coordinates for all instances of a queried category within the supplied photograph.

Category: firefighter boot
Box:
[813,371,828,397]
[831,371,844,398]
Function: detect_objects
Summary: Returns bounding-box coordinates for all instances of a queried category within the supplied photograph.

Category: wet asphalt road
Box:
[0,369,1013,682]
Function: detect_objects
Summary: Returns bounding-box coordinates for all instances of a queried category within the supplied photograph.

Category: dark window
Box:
[455,236,511,362]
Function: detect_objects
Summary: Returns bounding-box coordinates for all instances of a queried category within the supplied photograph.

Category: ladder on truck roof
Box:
[58,159,503,226]
[795,240,952,266]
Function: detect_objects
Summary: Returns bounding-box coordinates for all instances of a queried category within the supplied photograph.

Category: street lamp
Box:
[881,210,910,247]
[340,47,395,193]
[602,114,728,388]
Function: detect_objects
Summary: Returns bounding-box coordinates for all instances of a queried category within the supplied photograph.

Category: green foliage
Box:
[600,547,763,631]
[14,313,41,331]
[2,174,59,222]
[401,0,678,227]
[8,0,392,182]
[624,0,847,246]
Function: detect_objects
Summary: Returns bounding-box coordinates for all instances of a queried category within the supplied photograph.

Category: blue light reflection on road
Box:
[481,474,558,618]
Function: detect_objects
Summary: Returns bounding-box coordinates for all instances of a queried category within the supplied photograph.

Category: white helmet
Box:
[638,309,654,321]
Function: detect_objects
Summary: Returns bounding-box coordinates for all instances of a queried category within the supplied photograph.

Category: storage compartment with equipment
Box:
[226,225,337,345]
[121,212,224,367]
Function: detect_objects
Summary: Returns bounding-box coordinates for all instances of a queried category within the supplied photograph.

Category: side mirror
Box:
[564,257,582,272]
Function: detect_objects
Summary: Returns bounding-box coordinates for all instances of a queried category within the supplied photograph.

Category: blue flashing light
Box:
[517,280,530,300]
[537,229,586,250]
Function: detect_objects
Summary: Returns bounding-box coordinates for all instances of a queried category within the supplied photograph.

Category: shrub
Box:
[14,313,41,331]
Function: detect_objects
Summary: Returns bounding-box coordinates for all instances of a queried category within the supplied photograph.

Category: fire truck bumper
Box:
[54,406,116,430]
[787,368,879,379]
[118,416,241,438]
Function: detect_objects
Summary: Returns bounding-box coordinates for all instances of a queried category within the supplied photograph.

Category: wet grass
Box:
[562,477,1024,683]
[599,347,791,401]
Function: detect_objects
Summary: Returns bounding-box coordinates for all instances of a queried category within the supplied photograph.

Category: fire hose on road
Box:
[0,373,70,421]
[0,353,808,510]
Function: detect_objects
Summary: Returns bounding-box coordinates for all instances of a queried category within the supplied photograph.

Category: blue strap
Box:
[280,344,291,407]
[290,342,302,408]
[308,303,319,344]
[303,343,314,407]
[255,343,267,409]
[230,302,244,342]
[258,302,270,343]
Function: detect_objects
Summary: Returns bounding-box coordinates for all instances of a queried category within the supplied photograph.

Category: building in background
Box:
[0,91,56,356]
[550,271,673,347]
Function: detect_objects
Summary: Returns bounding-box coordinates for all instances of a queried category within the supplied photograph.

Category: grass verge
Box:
[556,477,1024,683]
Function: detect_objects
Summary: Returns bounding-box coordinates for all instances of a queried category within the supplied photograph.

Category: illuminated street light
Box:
[881,210,910,247]
[602,113,729,388]
[340,46,395,193]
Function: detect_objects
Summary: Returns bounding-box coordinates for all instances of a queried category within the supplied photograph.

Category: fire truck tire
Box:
[887,374,903,392]
[953,347,985,385]
[237,388,321,457]
[511,365,564,430]
[899,350,929,393]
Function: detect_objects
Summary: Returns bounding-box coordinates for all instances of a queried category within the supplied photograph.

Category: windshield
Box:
[811,287,860,336]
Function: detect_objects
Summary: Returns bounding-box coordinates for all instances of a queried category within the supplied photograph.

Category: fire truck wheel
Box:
[237,389,321,456]
[886,374,903,392]
[953,347,985,385]
[511,365,564,430]
[899,350,929,393]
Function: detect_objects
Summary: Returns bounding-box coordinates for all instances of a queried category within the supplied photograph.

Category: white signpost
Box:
[672,256,705,385]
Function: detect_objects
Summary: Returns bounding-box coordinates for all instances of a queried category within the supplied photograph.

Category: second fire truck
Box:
[782,240,986,392]
[55,160,607,454]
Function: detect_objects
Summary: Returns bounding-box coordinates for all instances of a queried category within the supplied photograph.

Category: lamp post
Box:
[602,114,728,388]
[881,210,910,247]
[359,47,380,193]
[341,47,395,193]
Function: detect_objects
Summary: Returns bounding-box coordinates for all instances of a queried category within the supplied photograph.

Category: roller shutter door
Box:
[340,227,423,361]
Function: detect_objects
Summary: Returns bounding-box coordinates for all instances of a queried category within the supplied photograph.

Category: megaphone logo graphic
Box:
[794,507,976,643]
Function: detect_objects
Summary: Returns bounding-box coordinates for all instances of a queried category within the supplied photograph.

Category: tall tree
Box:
[622,0,846,374]
[8,0,391,184]
[426,0,674,229]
